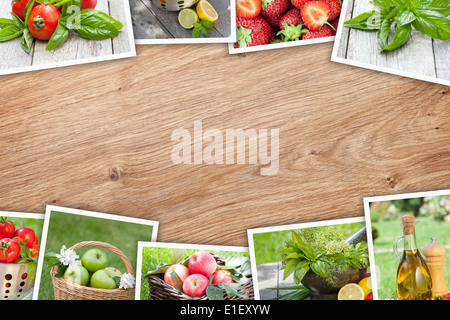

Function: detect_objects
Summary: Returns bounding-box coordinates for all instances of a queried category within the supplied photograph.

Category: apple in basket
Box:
[188,251,217,277]
[90,267,123,289]
[211,269,234,286]
[164,264,191,289]
[63,265,90,286]
[81,248,108,273]
[182,274,210,297]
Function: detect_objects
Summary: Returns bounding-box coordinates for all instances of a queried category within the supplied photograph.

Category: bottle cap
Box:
[401,214,417,235]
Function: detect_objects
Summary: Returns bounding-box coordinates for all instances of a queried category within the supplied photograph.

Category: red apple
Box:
[188,251,217,277]
[211,269,234,286]
[182,274,210,297]
[164,264,191,288]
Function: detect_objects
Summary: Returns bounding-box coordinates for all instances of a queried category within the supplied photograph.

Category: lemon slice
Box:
[358,277,372,298]
[337,283,365,300]
[178,8,198,29]
[196,0,218,22]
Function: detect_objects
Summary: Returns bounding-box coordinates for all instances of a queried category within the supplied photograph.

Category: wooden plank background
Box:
[0,40,449,248]
[335,0,450,82]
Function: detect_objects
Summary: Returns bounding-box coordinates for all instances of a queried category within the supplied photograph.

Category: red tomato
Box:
[444,292,450,300]
[0,217,15,238]
[365,292,373,300]
[0,238,21,263]
[11,0,38,21]
[13,226,36,248]
[27,4,61,41]
[81,0,97,10]
[30,245,40,258]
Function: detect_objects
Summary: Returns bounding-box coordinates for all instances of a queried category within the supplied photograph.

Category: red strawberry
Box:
[261,11,284,28]
[234,16,273,48]
[236,0,261,18]
[330,17,339,35]
[302,25,332,39]
[290,0,310,9]
[278,7,303,29]
[323,0,342,21]
[261,0,290,15]
[300,1,332,31]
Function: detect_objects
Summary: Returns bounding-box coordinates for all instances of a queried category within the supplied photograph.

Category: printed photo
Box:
[247,217,372,300]
[229,0,341,54]
[0,0,136,76]
[364,189,450,300]
[33,205,159,300]
[135,242,254,300]
[331,0,450,86]
[131,0,236,44]
[0,211,44,301]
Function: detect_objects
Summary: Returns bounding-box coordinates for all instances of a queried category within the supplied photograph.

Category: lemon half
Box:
[337,283,365,300]
[196,0,218,22]
[358,277,372,298]
[178,8,198,29]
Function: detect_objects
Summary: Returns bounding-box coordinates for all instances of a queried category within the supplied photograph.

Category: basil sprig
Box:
[0,0,124,53]
[344,0,450,51]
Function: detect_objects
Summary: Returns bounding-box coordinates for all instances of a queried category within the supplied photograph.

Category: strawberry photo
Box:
[230,0,341,53]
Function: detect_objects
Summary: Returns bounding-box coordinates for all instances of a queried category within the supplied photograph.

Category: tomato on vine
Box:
[82,0,97,10]
[13,226,36,248]
[0,217,15,238]
[0,238,21,263]
[11,0,38,21]
[27,3,61,41]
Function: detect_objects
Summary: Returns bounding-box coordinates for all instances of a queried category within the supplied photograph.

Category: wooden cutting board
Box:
[0,42,449,247]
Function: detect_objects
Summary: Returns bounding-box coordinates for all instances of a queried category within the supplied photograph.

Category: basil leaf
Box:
[61,0,83,16]
[397,9,416,26]
[0,18,14,29]
[377,18,394,48]
[0,25,23,42]
[343,10,381,30]
[46,23,69,51]
[412,9,450,40]
[71,10,122,40]
[382,23,412,51]
[10,12,25,28]
[20,28,34,53]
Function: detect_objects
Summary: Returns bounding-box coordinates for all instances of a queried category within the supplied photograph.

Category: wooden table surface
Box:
[0,41,449,249]
[130,0,231,40]
[0,0,131,73]
[335,0,450,82]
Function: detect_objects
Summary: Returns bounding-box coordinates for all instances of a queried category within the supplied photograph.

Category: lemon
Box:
[337,283,365,300]
[358,276,373,298]
[178,8,198,29]
[196,0,218,22]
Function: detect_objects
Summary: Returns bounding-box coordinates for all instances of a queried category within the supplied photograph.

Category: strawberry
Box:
[330,17,339,35]
[302,25,332,39]
[236,0,262,18]
[323,0,342,21]
[234,16,273,48]
[261,0,290,15]
[261,11,284,28]
[277,8,308,41]
[290,0,310,9]
[300,1,332,31]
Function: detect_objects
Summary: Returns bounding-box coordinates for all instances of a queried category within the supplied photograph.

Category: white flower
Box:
[119,273,135,290]
[55,245,80,267]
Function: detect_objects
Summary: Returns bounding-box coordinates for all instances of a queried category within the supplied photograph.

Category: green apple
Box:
[90,269,117,289]
[63,265,90,286]
[105,267,122,279]
[81,248,108,273]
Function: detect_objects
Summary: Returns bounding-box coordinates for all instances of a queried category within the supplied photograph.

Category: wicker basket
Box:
[50,241,135,300]
[149,0,200,11]
[147,254,254,300]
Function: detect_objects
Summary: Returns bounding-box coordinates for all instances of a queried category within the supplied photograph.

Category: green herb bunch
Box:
[344,0,450,51]
[281,227,369,286]
[0,0,123,53]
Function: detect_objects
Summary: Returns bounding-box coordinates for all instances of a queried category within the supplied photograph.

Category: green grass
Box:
[371,215,450,299]
[139,247,248,300]
[37,211,155,300]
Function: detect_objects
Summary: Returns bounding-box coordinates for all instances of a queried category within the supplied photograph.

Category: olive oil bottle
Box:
[393,214,432,300]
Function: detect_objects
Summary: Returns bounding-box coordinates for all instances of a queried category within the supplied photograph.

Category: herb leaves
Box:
[344,0,450,51]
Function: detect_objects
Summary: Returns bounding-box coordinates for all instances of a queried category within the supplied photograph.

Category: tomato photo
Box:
[81,0,97,10]
[0,238,21,263]
[11,0,38,21]
[13,226,36,248]
[27,4,61,41]
[0,217,15,238]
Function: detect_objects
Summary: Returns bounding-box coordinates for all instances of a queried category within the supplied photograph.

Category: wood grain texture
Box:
[0,42,449,249]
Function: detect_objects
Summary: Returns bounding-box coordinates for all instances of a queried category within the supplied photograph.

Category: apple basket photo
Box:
[146,254,254,300]
[50,241,135,300]
[149,0,200,11]
[0,262,35,300]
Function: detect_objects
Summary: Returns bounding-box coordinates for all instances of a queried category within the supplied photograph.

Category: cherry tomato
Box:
[82,0,97,10]
[0,217,15,238]
[11,0,38,21]
[0,238,21,263]
[27,4,61,41]
[30,245,40,258]
[365,292,373,300]
[13,226,36,248]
